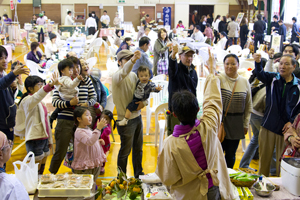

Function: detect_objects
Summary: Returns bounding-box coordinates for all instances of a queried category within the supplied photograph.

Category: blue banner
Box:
[163,7,171,26]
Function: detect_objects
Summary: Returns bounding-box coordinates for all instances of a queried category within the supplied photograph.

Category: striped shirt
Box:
[52,76,96,120]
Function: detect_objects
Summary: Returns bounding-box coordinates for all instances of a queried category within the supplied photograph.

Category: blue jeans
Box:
[117,115,143,178]
[240,113,263,168]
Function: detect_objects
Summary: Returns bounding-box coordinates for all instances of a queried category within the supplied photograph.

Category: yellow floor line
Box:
[12,141,26,155]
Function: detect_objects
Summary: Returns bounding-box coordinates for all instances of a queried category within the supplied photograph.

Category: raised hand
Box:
[97,118,107,130]
[171,44,178,59]
[49,72,62,87]
[132,50,141,63]
[253,53,262,63]
[207,48,216,75]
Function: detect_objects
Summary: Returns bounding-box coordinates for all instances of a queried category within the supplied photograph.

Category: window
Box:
[118,6,124,22]
[284,0,300,23]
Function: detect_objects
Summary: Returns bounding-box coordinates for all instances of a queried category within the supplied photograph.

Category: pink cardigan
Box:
[71,128,106,170]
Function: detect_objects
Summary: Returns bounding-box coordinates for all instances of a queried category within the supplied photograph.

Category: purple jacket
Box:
[172,119,213,189]
[27,51,42,64]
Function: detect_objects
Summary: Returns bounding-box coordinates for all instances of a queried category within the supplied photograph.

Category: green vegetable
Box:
[237,177,255,182]
[229,172,242,178]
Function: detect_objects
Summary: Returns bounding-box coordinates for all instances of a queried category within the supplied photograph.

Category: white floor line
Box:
[12,140,26,155]
[12,50,29,62]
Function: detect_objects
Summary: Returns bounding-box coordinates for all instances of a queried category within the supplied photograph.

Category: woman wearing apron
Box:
[36,13,46,43]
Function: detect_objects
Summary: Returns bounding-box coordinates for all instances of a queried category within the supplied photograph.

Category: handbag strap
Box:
[224,80,238,117]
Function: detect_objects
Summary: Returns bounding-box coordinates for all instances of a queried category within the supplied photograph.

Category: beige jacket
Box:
[112,60,146,120]
[18,87,53,144]
[156,75,235,200]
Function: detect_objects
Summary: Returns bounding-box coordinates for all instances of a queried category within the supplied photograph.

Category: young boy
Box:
[117,66,162,126]
[57,58,83,101]
[156,51,234,200]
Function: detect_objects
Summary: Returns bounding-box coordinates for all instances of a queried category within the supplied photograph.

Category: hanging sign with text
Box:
[163,7,171,26]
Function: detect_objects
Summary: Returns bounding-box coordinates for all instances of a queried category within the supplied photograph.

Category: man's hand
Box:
[49,144,53,149]
[131,51,141,63]
[13,61,30,76]
[253,53,262,63]
[70,96,79,106]
[282,122,292,134]
[135,101,145,111]
[172,45,178,59]
[156,85,163,91]
[244,128,248,135]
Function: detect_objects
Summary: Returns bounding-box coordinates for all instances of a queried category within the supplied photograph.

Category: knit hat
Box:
[49,33,57,40]
[117,50,134,61]
[0,131,8,151]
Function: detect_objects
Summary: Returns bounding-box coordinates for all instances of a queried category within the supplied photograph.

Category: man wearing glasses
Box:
[0,131,29,199]
[167,45,198,135]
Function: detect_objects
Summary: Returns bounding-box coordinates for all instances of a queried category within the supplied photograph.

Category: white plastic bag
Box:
[13,151,39,194]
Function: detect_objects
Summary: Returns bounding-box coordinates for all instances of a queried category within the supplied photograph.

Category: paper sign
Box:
[99,4,103,9]
[134,4,138,9]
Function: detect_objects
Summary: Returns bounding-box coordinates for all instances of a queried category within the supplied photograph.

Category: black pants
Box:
[240,39,247,49]
[117,115,143,178]
[221,138,240,168]
[291,35,299,43]
[101,22,108,28]
[254,33,264,53]
[38,28,44,43]
[228,37,238,46]
[214,30,219,44]
[88,27,96,35]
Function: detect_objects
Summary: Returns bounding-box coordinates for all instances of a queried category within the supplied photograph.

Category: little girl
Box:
[71,106,107,181]
[99,110,116,174]
[116,37,132,55]
[17,73,61,174]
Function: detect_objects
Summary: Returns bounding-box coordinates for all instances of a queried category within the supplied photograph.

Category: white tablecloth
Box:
[176,37,194,44]
[63,42,84,48]
[186,42,210,50]
[66,36,86,43]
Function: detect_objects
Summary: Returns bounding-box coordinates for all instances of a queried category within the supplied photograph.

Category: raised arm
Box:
[243,81,252,129]
[253,54,276,85]
[112,50,141,86]
[154,40,170,54]
[201,50,222,134]
[61,77,81,89]
[168,44,179,78]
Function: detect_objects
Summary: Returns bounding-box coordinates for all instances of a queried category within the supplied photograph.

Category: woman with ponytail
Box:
[18,73,61,174]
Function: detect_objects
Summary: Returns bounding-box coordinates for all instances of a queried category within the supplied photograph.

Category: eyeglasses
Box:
[1,140,13,151]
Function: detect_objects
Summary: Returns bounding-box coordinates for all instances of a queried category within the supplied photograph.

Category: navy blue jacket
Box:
[0,72,17,129]
[278,24,287,42]
[168,57,198,111]
[255,62,300,135]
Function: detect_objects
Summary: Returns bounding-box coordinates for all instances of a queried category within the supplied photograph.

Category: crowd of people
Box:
[1,9,300,200]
